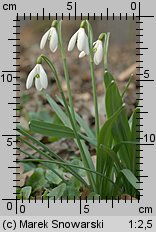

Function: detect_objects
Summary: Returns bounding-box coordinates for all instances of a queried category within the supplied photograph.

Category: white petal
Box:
[83,37,89,55]
[94,40,103,65]
[49,27,58,53]
[40,29,50,49]
[77,28,88,52]
[35,77,42,91]
[79,51,86,58]
[39,64,48,89]
[68,30,79,51]
[26,65,38,89]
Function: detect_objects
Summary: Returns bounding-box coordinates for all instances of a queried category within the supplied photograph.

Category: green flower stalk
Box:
[86,20,100,138]
[103,32,110,72]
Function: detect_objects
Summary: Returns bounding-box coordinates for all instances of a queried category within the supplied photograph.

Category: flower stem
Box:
[104,32,110,72]
[89,57,100,138]
[86,20,100,139]
[58,26,76,125]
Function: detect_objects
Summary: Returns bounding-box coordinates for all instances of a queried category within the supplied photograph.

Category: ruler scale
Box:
[0,0,155,231]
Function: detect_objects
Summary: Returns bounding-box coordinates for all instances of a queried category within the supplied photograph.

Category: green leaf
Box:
[70,159,87,177]
[30,120,75,138]
[120,169,139,190]
[18,127,89,187]
[97,105,124,179]
[131,108,140,176]
[113,141,138,154]
[46,93,71,127]
[47,183,66,199]
[99,145,123,171]
[45,94,96,191]
[23,162,36,173]
[46,169,62,185]
[27,168,47,192]
[56,95,95,139]
[96,105,124,195]
[105,80,131,168]
[28,111,52,123]
[104,71,114,89]
[121,77,132,98]
[81,141,96,191]
[20,186,32,199]
[64,177,81,199]
[30,119,96,146]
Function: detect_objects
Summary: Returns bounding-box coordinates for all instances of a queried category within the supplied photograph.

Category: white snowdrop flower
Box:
[93,39,103,65]
[78,41,96,58]
[40,20,58,53]
[26,62,48,91]
[68,21,89,55]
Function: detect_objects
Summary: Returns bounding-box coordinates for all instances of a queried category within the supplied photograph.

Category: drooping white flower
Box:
[79,40,103,65]
[79,32,105,65]
[93,40,103,65]
[40,21,58,53]
[26,64,48,91]
[68,28,89,55]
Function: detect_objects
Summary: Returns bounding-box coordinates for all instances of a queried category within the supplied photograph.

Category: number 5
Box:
[67,2,73,10]
[84,205,89,213]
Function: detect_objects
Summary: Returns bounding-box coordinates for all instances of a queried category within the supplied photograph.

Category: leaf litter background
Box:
[17,17,139,196]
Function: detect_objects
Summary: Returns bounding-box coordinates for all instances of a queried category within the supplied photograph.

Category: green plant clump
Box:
[18,20,140,200]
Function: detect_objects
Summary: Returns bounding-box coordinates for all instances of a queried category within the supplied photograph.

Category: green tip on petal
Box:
[98,33,105,42]
[80,20,86,28]
[36,56,43,64]
[52,20,58,28]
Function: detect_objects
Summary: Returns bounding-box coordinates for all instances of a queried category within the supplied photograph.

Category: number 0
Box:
[7,202,13,210]
[20,205,25,213]
[131,2,137,10]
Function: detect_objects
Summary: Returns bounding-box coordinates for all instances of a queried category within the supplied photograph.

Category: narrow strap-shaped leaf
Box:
[19,148,66,183]
[131,108,140,177]
[19,158,115,185]
[113,141,139,154]
[120,169,139,190]
[105,80,131,168]
[100,145,123,171]
[30,119,97,146]
[30,120,75,138]
[121,77,132,98]
[99,145,123,197]
[45,93,96,191]
[104,71,114,89]
[96,105,124,189]
[46,93,71,127]
[56,95,96,139]
[18,126,88,187]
